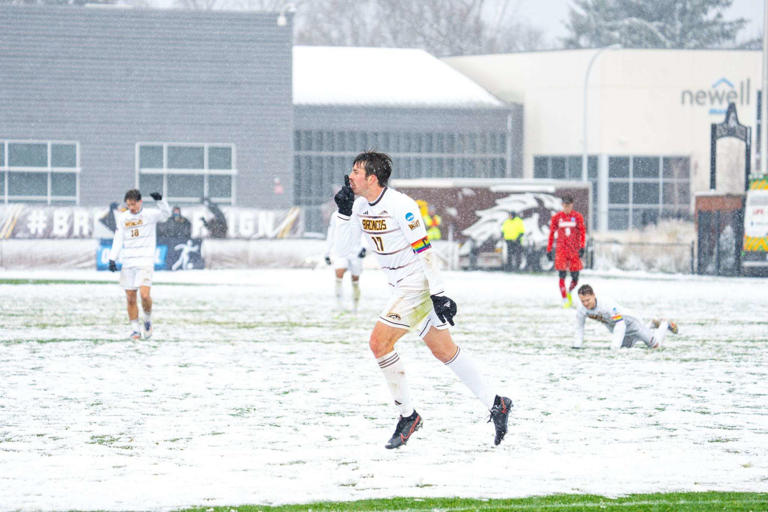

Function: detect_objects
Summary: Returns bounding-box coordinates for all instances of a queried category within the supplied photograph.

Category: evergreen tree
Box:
[563,0,747,49]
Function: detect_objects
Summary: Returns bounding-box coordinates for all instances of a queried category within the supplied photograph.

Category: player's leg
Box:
[369,321,421,449]
[420,321,513,445]
[625,317,660,348]
[333,264,347,308]
[120,267,141,339]
[139,285,153,339]
[557,269,568,306]
[124,290,140,340]
[137,267,154,339]
[351,274,361,311]
[349,257,363,312]
[567,269,580,307]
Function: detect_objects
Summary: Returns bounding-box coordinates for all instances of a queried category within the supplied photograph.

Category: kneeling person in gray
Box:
[573,284,678,350]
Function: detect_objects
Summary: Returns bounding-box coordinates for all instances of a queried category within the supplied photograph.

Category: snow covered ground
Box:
[1,268,767,510]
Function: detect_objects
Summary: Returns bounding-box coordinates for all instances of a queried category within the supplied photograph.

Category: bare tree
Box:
[293,0,549,56]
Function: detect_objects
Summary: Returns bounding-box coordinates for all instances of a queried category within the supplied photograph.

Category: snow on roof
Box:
[293,46,505,109]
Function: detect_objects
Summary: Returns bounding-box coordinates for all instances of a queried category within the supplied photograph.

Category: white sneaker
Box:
[129,330,141,340]
[142,320,153,340]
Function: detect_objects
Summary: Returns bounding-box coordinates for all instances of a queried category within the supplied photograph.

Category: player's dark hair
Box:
[577,284,594,296]
[353,151,393,187]
[562,194,574,204]
[124,189,142,202]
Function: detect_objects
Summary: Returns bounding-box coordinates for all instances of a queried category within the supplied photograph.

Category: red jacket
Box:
[547,211,586,254]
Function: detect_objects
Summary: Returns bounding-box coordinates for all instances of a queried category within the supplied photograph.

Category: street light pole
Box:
[582,44,621,182]
[761,0,768,176]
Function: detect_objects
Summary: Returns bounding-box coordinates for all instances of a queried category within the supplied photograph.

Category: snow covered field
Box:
[1,268,767,510]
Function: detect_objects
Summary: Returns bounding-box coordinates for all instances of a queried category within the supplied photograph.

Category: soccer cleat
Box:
[488,395,513,446]
[562,293,572,308]
[652,319,678,334]
[129,330,141,340]
[385,410,422,449]
[142,320,153,339]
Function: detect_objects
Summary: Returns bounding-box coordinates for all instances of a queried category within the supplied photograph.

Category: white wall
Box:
[445,49,761,195]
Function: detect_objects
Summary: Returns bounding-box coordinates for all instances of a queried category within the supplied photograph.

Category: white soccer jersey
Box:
[574,295,640,349]
[108,200,171,269]
[337,187,443,292]
[325,214,363,259]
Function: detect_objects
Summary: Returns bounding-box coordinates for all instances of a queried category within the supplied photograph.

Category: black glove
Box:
[358,247,366,258]
[150,192,162,201]
[334,175,355,216]
[324,256,331,265]
[578,248,585,258]
[108,260,117,272]
[431,294,457,326]
[546,251,553,261]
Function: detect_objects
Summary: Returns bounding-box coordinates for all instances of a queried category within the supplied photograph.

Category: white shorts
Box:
[120,266,153,290]
[378,272,448,338]
[333,255,363,276]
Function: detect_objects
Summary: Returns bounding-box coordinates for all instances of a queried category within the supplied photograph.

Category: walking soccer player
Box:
[573,284,679,350]
[108,189,171,340]
[324,213,366,312]
[333,151,513,449]
[546,195,586,307]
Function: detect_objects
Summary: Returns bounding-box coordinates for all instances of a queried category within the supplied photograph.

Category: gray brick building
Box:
[0,5,294,208]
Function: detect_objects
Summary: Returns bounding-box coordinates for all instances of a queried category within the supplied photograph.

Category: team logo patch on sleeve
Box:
[408,219,421,230]
[411,236,431,253]
[405,212,415,221]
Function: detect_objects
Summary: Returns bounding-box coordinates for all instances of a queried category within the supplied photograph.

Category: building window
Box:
[293,129,510,232]
[532,154,598,228]
[607,155,690,230]
[136,143,236,204]
[0,140,80,204]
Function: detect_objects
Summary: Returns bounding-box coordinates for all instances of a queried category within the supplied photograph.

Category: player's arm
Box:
[609,309,626,350]
[573,309,586,349]
[578,212,586,250]
[324,215,336,263]
[108,212,124,269]
[546,213,557,253]
[397,198,457,325]
[333,176,363,248]
[147,192,171,223]
[397,198,444,295]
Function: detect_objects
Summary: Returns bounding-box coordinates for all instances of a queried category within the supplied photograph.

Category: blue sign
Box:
[97,239,167,271]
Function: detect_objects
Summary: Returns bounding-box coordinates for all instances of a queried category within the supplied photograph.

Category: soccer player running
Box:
[333,151,513,449]
[324,213,366,312]
[546,195,586,308]
[573,284,678,350]
[108,189,171,340]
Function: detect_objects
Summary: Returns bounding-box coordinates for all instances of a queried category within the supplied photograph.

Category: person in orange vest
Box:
[424,206,442,240]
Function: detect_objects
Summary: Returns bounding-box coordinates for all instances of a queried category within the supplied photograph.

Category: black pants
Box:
[505,240,522,271]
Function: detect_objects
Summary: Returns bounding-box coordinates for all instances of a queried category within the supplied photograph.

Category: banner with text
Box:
[0,204,302,240]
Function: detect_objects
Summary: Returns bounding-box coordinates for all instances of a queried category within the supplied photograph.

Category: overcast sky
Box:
[517,0,763,45]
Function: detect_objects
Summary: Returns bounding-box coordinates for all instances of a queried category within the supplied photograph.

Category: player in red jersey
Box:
[546,195,586,307]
